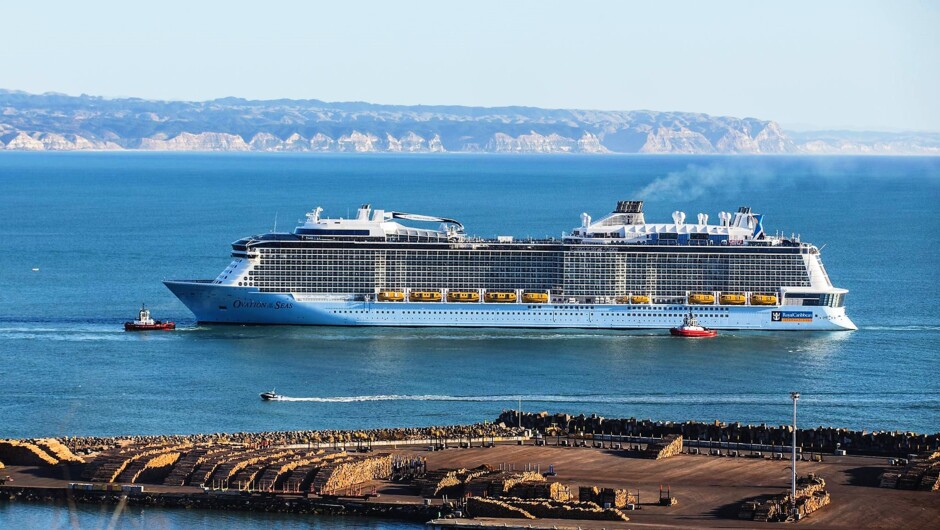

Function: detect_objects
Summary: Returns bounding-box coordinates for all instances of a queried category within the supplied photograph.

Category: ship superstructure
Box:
[165,201,856,330]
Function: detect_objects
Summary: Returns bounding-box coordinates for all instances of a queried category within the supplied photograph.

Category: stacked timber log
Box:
[250,450,326,490]
[214,449,297,486]
[31,439,84,464]
[465,497,536,519]
[0,440,60,466]
[579,486,636,508]
[507,481,572,501]
[742,474,830,522]
[889,452,940,491]
[163,445,233,486]
[879,472,901,488]
[82,443,192,483]
[643,434,683,459]
[415,468,478,497]
[485,471,545,497]
[127,452,181,484]
[312,454,392,494]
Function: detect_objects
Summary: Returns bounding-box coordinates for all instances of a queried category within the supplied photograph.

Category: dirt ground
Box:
[3,443,937,529]
[413,444,939,529]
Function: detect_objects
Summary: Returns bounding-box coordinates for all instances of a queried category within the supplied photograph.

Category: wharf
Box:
[2,443,937,529]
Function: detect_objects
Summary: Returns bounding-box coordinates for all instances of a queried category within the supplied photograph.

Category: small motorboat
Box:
[670,311,717,338]
[260,389,285,401]
[124,304,175,331]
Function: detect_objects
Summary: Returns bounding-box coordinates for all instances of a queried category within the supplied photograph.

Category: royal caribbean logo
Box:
[771,311,813,323]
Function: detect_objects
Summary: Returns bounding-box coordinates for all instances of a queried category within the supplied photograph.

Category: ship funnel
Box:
[581,212,591,228]
[672,211,680,225]
[697,213,708,225]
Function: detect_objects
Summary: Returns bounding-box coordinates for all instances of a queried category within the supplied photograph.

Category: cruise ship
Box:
[165,201,856,331]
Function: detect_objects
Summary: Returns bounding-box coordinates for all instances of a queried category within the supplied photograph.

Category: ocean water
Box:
[0,153,938,527]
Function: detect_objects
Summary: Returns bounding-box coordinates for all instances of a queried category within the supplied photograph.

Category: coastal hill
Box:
[0,89,936,154]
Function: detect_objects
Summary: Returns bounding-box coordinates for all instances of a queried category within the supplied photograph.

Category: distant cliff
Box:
[0,90,935,154]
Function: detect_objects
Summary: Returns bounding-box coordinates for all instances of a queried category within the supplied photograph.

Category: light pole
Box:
[790,391,800,519]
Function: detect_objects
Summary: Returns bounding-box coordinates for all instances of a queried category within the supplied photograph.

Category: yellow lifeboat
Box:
[447,291,480,303]
[485,291,517,303]
[689,293,715,305]
[719,293,746,305]
[522,292,549,304]
[630,295,651,304]
[751,294,778,306]
[377,290,404,302]
[409,291,442,302]
[615,296,630,304]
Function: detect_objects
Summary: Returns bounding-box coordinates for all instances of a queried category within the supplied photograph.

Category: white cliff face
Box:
[249,132,281,151]
[140,132,250,151]
[428,134,445,152]
[385,133,403,152]
[486,131,608,153]
[640,126,715,154]
[3,132,45,150]
[578,132,609,153]
[337,131,379,152]
[283,133,309,151]
[309,133,334,151]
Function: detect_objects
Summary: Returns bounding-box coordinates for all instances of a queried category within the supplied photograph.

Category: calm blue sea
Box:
[1,152,938,528]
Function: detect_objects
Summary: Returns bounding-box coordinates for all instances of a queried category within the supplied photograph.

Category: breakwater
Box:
[58,423,520,454]
[500,411,940,457]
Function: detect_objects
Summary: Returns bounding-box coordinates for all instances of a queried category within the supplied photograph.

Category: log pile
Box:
[253,450,326,490]
[744,474,830,522]
[416,469,465,497]
[643,434,683,460]
[214,449,296,485]
[163,445,234,486]
[578,486,636,508]
[83,443,192,483]
[796,491,831,517]
[0,440,59,466]
[485,471,545,497]
[130,452,182,484]
[893,453,940,491]
[288,453,358,491]
[312,454,392,494]
[878,472,901,488]
[507,481,571,501]
[465,497,536,519]
[31,438,84,464]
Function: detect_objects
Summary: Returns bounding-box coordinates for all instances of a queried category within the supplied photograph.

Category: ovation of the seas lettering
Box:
[771,311,813,323]
[232,299,293,310]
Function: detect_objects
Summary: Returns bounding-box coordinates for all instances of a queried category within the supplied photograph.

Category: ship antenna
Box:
[273,211,278,233]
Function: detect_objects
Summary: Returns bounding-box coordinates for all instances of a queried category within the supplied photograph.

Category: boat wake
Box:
[270,392,940,406]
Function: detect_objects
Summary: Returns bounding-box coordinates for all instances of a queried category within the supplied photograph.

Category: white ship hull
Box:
[165,281,857,331]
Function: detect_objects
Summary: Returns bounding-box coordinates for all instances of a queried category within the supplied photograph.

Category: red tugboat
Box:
[124,305,175,331]
[670,311,717,338]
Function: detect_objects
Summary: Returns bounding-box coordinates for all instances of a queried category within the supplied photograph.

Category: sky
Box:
[1,0,937,131]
